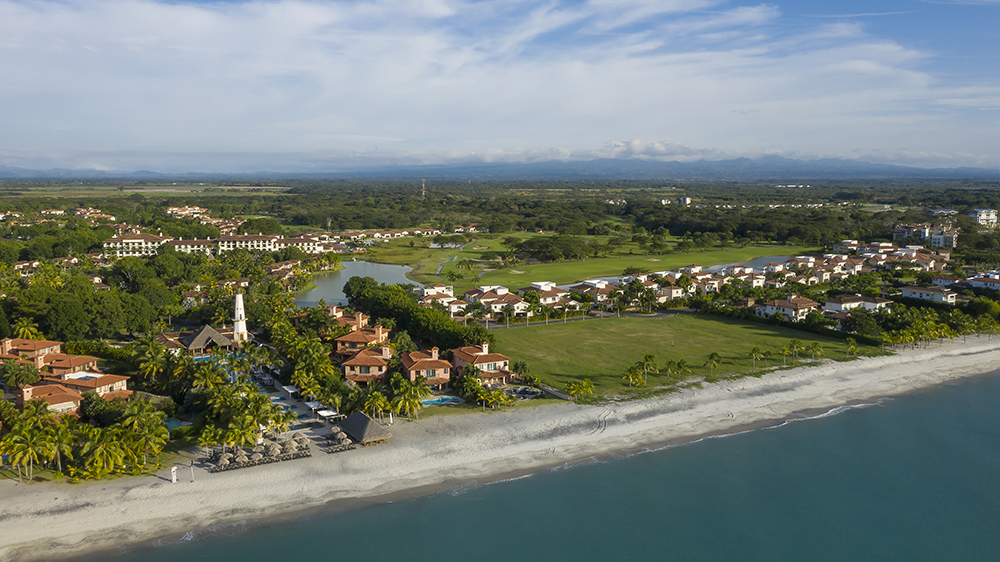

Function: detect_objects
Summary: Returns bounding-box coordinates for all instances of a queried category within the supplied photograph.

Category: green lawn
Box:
[492,314,860,396]
[369,234,817,292]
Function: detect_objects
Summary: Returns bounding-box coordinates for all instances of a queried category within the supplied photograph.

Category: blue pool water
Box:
[422,396,463,406]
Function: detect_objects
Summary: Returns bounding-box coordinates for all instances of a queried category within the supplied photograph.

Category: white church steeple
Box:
[233,292,248,345]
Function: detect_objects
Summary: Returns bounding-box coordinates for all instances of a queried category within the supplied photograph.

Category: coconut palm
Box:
[703,352,722,378]
[193,362,226,391]
[1,426,53,482]
[47,420,76,473]
[779,346,792,366]
[748,347,764,372]
[675,359,692,377]
[789,338,804,359]
[82,427,126,477]
[13,317,43,340]
[639,353,659,385]
[567,378,595,400]
[364,389,391,423]
[622,364,643,388]
[845,338,859,358]
[808,342,823,360]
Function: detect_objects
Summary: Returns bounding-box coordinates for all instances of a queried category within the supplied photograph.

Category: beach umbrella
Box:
[217,458,229,467]
[252,445,265,453]
[250,453,263,461]
[266,445,281,457]
[335,431,347,440]
[222,452,234,461]
[235,453,249,463]
[329,426,341,433]
[340,438,351,446]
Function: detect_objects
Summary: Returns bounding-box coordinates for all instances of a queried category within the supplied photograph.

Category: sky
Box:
[0,0,997,173]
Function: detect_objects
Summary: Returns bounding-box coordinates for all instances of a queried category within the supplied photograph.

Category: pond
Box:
[294,261,420,307]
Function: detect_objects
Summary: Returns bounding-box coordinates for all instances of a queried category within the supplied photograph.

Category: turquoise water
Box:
[74,373,1000,562]
[421,396,463,406]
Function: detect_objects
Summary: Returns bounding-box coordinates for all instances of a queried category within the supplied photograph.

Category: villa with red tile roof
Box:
[450,342,513,385]
[342,347,392,385]
[401,347,451,390]
[334,324,390,358]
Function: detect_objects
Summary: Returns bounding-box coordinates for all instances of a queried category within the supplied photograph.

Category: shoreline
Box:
[3,337,1000,562]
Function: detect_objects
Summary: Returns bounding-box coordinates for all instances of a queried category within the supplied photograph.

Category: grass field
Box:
[369,234,818,292]
[492,314,861,396]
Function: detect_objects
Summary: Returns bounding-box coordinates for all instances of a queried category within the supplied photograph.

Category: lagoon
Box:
[294,261,418,307]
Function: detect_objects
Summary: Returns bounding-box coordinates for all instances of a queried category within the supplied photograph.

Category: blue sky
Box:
[0,0,996,172]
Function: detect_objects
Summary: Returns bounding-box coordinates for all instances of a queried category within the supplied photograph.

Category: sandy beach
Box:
[2,337,999,562]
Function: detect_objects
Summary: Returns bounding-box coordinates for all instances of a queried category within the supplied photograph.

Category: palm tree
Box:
[47,420,75,473]
[13,317,43,340]
[762,350,772,368]
[809,342,823,360]
[82,427,126,477]
[675,359,691,378]
[845,337,859,358]
[703,352,722,378]
[623,364,643,388]
[364,390,391,423]
[790,338,804,359]
[193,362,225,391]
[2,426,53,482]
[748,347,764,372]
[779,346,792,366]
[640,353,658,385]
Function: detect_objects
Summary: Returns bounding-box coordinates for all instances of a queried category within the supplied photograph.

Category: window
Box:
[360,366,370,375]
[425,369,434,377]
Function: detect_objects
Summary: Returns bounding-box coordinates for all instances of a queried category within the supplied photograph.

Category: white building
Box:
[901,286,956,304]
[968,209,998,227]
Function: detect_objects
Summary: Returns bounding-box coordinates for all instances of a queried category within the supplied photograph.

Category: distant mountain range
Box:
[0,156,996,181]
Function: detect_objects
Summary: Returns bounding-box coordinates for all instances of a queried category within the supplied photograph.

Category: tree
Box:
[639,353,659,385]
[566,378,595,400]
[47,419,75,473]
[845,337,859,358]
[789,339,804,359]
[703,352,722,378]
[623,364,644,387]
[779,346,792,366]
[13,317,43,340]
[2,359,40,389]
[3,425,53,482]
[808,342,823,360]
[748,347,764,372]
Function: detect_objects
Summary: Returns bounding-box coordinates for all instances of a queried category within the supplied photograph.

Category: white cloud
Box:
[0,0,995,171]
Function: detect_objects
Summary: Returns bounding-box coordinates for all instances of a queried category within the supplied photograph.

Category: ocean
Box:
[73,373,1000,562]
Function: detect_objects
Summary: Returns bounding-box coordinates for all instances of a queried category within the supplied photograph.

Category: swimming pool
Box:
[421,396,464,406]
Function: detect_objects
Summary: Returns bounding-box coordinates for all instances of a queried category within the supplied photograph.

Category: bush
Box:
[170,425,196,441]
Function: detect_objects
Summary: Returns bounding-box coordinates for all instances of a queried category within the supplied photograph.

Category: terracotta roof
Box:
[401,350,452,371]
[343,349,389,367]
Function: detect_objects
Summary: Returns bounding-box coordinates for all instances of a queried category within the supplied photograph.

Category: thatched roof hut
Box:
[340,411,392,445]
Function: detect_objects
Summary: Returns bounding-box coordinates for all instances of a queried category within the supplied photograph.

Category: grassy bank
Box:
[492,314,864,396]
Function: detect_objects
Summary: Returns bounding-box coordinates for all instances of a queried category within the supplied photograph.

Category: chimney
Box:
[382,346,391,360]
[34,355,44,370]
[375,325,383,340]
[481,341,489,355]
[431,347,438,360]
[1,339,10,354]
[17,386,32,409]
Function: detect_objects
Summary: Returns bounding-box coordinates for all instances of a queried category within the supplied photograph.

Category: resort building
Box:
[342,347,392,386]
[400,347,451,390]
[968,209,998,227]
[15,384,83,415]
[450,342,513,386]
[102,233,173,257]
[901,286,957,304]
[754,295,821,321]
[821,295,893,313]
[334,325,390,358]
